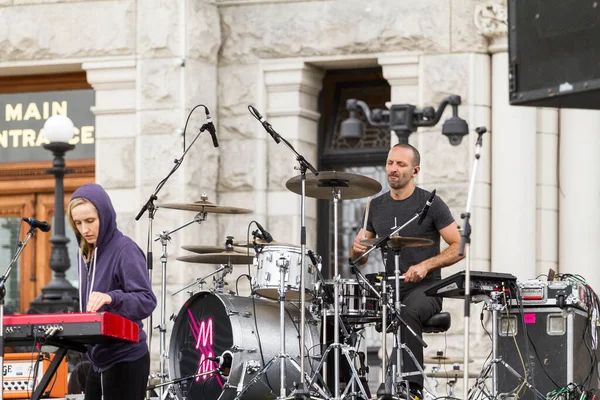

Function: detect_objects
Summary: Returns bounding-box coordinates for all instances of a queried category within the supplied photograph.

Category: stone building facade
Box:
[2,0,600,397]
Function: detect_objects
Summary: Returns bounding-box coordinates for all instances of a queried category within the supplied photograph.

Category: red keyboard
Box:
[2,312,139,400]
[3,311,139,347]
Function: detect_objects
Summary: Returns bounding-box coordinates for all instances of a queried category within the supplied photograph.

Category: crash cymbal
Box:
[177,251,255,264]
[360,236,434,250]
[157,201,252,214]
[182,245,253,255]
[424,356,472,364]
[286,171,382,200]
[428,369,479,378]
[234,239,299,248]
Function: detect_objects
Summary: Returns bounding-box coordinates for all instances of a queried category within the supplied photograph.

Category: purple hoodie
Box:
[71,183,156,372]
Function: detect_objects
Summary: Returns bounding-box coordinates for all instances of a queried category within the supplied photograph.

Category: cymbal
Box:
[428,369,479,378]
[157,201,252,214]
[177,251,255,264]
[285,171,382,200]
[182,245,253,255]
[234,239,299,248]
[424,356,472,364]
[360,236,434,251]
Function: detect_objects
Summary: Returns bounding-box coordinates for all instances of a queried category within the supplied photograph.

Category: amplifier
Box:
[2,352,67,399]
[496,306,599,399]
[512,280,588,312]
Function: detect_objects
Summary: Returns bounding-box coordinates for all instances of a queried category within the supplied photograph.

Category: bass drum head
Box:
[169,292,234,399]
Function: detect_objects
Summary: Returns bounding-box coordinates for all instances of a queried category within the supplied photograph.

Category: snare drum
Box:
[253,246,316,301]
[169,291,320,400]
[324,279,380,323]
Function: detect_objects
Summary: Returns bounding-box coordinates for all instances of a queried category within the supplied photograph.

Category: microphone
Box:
[307,250,319,267]
[203,108,219,148]
[248,105,281,144]
[208,351,233,370]
[255,222,274,243]
[22,218,51,232]
[417,189,436,226]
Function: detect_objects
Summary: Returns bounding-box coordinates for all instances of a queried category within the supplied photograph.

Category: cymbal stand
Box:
[171,264,232,296]
[153,212,207,398]
[252,114,319,399]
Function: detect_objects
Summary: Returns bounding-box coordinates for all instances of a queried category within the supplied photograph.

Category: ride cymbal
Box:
[157,201,252,214]
[423,356,472,364]
[182,245,253,255]
[360,236,434,250]
[234,239,299,248]
[177,251,255,264]
[427,369,479,378]
[286,171,382,200]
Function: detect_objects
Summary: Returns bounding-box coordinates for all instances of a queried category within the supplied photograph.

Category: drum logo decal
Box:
[187,310,223,387]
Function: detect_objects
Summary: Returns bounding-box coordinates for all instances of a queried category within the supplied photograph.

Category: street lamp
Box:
[340,95,469,146]
[29,115,79,313]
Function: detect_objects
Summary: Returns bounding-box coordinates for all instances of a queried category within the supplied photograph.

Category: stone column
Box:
[83,58,138,236]
[485,17,537,280]
[536,108,559,276]
[260,61,324,250]
[559,110,600,287]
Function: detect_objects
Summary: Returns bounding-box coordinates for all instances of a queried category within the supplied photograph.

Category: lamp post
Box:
[29,115,79,314]
[340,95,469,146]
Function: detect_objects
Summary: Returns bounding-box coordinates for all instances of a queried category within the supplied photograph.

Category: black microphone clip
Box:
[22,218,51,232]
[248,105,281,144]
[255,222,274,243]
[417,189,436,226]
[202,107,219,148]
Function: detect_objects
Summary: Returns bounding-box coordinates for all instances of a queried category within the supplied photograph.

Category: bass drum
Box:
[168,291,321,400]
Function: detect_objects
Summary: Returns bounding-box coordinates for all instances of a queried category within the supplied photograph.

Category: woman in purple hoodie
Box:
[67,183,157,400]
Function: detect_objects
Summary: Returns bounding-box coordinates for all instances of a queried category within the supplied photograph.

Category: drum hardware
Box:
[147,369,222,399]
[182,245,252,255]
[176,252,255,265]
[150,211,208,398]
[171,264,233,296]
[289,171,381,400]
[423,356,473,365]
[349,199,435,400]
[359,236,434,250]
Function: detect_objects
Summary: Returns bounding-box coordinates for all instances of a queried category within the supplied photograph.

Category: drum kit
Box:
[142,166,454,400]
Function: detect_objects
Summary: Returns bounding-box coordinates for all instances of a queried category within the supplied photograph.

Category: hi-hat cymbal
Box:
[177,251,254,264]
[182,245,253,255]
[157,201,252,214]
[424,356,472,364]
[234,239,299,248]
[285,171,382,200]
[428,369,479,378]
[360,236,434,251]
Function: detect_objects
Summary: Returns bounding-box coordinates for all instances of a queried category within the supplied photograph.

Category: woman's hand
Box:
[87,291,112,312]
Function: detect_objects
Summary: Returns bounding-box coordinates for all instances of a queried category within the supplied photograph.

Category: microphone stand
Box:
[265,130,318,399]
[458,126,486,397]
[135,124,209,400]
[0,226,36,400]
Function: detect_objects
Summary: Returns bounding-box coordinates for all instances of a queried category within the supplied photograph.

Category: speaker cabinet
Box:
[497,307,600,399]
[508,0,600,109]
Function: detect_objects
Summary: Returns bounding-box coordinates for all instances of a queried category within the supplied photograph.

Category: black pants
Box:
[392,282,442,390]
[84,352,150,400]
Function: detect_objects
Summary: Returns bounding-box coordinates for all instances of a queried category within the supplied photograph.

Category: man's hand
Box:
[351,234,369,257]
[87,291,112,312]
[403,264,429,283]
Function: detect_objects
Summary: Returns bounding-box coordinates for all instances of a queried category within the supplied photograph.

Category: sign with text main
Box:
[0,89,95,163]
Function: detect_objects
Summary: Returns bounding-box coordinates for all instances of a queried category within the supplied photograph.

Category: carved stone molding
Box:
[474,1,508,53]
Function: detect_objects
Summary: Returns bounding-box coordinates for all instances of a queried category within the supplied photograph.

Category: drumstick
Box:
[362,196,371,238]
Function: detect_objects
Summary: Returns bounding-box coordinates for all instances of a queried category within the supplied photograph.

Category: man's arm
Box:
[403,222,464,283]
[349,228,376,265]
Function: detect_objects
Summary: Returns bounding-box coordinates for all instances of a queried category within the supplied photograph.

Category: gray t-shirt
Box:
[366,187,455,284]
